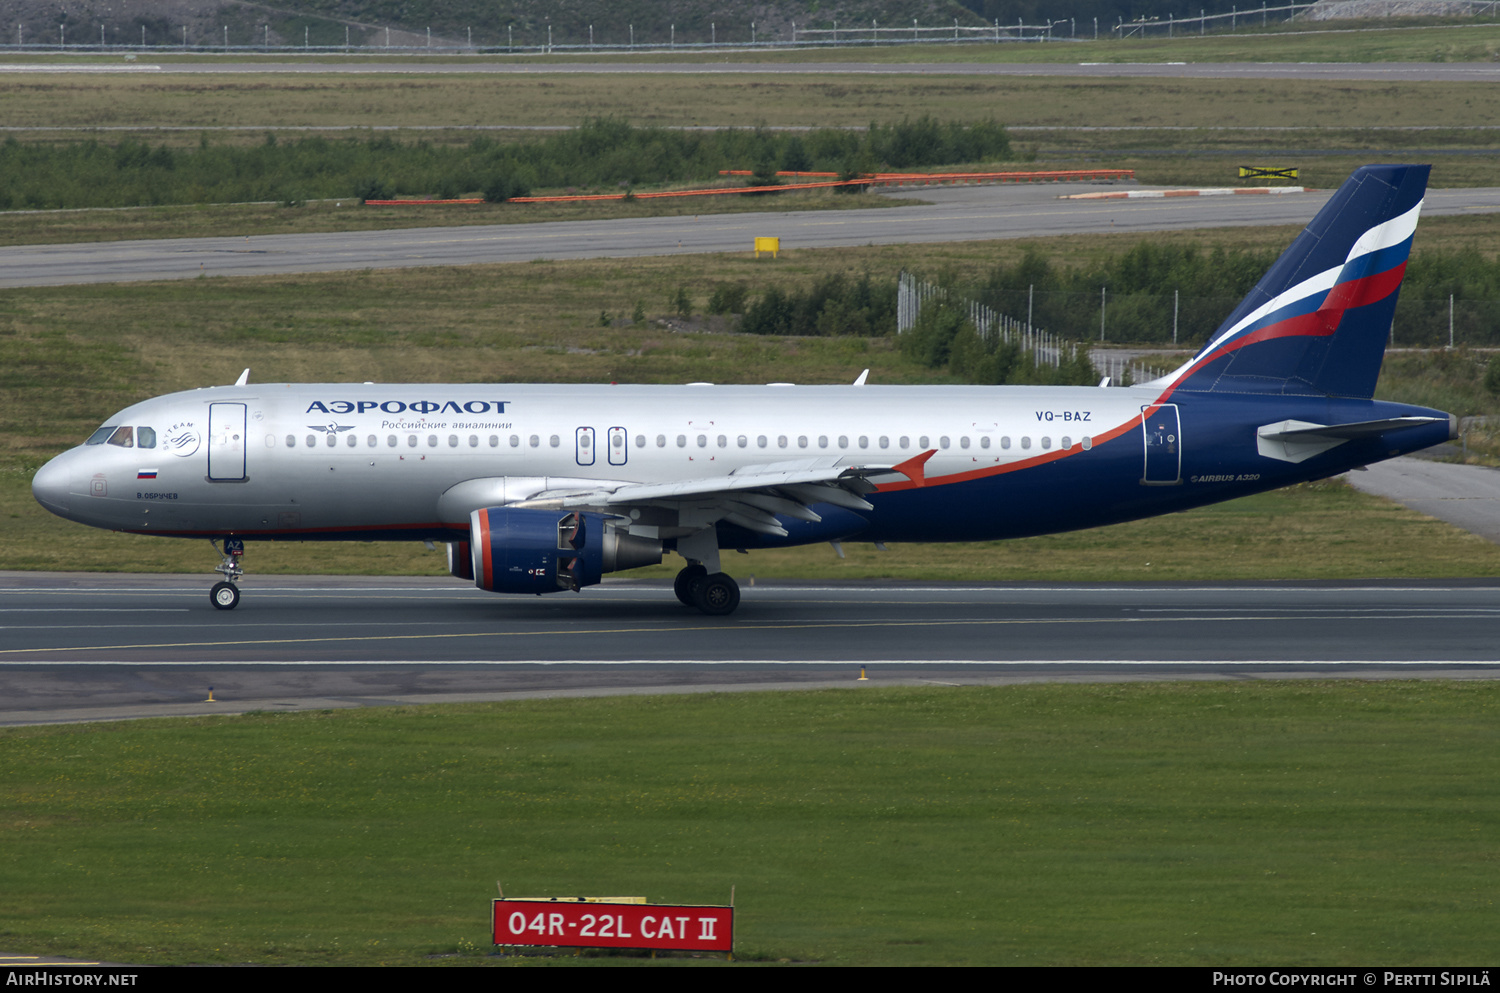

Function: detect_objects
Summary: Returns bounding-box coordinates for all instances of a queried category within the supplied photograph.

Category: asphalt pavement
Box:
[3,574,1498,724]
[6,184,1500,288]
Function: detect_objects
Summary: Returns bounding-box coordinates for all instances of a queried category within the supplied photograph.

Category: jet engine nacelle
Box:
[468,507,662,595]
[446,540,473,581]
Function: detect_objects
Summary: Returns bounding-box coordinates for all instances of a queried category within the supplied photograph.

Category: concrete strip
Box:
[1345,456,1500,544]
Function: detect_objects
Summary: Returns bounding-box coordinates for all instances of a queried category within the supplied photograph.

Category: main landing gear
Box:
[209,538,244,610]
[673,563,741,616]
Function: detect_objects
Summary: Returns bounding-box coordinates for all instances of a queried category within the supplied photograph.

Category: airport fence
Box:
[899,272,1500,384]
[1037,288,1500,351]
[899,271,1074,371]
[12,2,1499,54]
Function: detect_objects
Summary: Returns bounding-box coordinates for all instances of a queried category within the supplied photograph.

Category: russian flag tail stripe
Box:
[1321,260,1408,316]
[1338,231,1416,285]
[1149,164,1429,401]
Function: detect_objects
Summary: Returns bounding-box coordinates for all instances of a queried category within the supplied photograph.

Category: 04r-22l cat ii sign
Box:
[493,899,733,954]
[32,165,1453,616]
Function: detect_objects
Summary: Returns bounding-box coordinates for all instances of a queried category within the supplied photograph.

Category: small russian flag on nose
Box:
[137,469,158,479]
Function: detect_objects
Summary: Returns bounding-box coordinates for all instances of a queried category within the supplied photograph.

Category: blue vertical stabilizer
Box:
[1156,164,1429,399]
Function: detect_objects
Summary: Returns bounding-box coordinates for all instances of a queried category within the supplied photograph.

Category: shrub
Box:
[355,177,392,203]
[1484,356,1500,395]
[482,175,529,203]
[707,284,748,315]
[900,301,969,368]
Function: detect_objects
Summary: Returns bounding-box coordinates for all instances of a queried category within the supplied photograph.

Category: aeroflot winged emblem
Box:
[309,422,356,437]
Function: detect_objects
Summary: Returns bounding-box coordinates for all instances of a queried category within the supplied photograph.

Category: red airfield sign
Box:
[493,899,734,953]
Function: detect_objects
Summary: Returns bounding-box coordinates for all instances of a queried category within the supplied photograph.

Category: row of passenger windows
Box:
[637,433,1090,452]
[282,433,532,449]
[277,432,1094,452]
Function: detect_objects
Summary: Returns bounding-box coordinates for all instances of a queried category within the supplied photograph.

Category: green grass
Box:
[2,682,1496,965]
[7,73,1497,132]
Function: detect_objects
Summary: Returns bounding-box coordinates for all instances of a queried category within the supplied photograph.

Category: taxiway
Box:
[6,184,1500,288]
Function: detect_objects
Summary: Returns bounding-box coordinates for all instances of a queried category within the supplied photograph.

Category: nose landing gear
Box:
[209,538,244,610]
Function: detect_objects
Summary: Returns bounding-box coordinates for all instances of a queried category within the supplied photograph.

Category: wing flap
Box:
[508,460,886,531]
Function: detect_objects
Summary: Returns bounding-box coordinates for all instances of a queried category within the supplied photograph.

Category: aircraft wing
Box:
[509,458,900,537]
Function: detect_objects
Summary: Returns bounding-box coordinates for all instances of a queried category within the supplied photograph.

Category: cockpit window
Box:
[106,426,134,448]
[137,427,157,449]
[85,426,116,446]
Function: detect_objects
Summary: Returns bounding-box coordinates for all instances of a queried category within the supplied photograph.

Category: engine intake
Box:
[468,507,661,594]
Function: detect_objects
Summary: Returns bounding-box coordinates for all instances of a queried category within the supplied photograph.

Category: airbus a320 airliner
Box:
[32,165,1454,615]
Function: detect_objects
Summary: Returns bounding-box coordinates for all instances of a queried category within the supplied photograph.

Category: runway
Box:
[7,184,1500,288]
[3,573,1497,725]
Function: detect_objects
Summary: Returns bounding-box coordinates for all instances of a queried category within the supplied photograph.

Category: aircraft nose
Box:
[32,454,71,516]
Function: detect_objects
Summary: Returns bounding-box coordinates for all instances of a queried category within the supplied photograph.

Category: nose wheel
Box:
[209,538,245,610]
[211,581,240,610]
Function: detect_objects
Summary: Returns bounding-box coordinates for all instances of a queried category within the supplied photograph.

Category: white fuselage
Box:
[34,382,1152,541]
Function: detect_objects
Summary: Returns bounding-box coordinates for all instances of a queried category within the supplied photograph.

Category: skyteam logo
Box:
[306,399,510,415]
[162,422,200,458]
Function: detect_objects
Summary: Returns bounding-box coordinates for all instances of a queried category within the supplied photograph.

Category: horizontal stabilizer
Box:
[1257,416,1448,463]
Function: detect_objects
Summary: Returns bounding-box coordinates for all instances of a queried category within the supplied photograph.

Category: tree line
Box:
[963,242,1500,349]
[695,241,1500,384]
[0,117,1012,211]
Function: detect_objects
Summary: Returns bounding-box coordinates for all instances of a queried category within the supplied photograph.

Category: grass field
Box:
[6,22,1500,230]
[2,62,1495,218]
[6,73,1497,133]
[2,682,1495,966]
